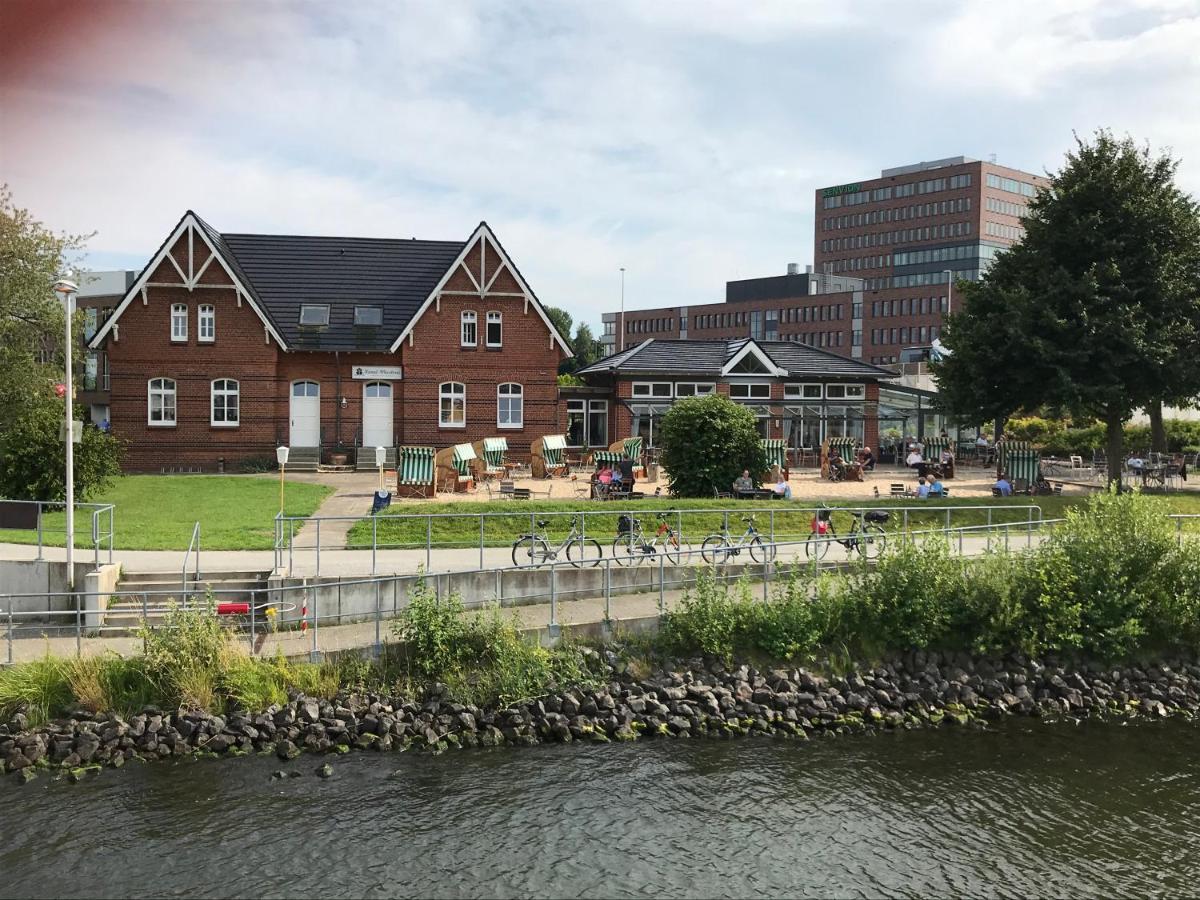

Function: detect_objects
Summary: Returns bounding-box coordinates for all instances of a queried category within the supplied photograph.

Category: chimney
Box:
[805,265,813,274]
[786,262,799,275]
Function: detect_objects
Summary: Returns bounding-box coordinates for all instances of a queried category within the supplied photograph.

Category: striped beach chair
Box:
[394,446,435,499]
[922,436,955,478]
[761,438,787,477]
[821,436,861,481]
[591,449,622,467]
[997,440,1041,491]
[532,434,569,478]
[472,437,508,481]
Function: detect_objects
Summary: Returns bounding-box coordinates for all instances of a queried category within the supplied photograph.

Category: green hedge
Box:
[1004,416,1200,456]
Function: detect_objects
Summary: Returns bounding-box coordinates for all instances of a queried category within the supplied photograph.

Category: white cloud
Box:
[3,0,1199,327]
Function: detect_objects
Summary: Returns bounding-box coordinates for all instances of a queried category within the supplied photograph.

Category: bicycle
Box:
[700,515,775,564]
[611,512,690,566]
[511,515,603,567]
[804,506,887,561]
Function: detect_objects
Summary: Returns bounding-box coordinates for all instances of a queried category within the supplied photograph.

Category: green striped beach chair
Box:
[473,437,508,480]
[761,438,787,474]
[394,446,435,499]
[997,440,1041,491]
[591,449,622,466]
[922,436,955,478]
[622,436,644,475]
[452,442,476,478]
[533,434,569,478]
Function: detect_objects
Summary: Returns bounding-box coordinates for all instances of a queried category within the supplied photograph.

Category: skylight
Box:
[354,306,383,327]
[299,304,330,326]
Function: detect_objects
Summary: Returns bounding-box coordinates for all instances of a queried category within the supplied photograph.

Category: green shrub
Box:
[658,394,768,498]
[0,397,123,501]
[138,595,230,708]
[0,653,71,725]
[235,455,277,474]
[659,571,755,660]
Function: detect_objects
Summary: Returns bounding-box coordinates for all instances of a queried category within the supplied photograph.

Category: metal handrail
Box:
[182,521,201,595]
[0,499,115,569]
[269,501,1045,576]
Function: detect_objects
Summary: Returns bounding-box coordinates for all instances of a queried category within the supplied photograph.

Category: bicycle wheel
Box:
[858,524,887,560]
[512,536,551,567]
[804,529,832,561]
[748,535,775,564]
[567,537,603,568]
[665,536,692,566]
[701,535,731,565]
[611,535,642,566]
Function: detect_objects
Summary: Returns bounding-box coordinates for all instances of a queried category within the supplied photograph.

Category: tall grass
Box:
[0,654,72,726]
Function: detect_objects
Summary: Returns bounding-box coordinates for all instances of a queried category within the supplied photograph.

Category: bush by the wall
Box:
[658,395,768,498]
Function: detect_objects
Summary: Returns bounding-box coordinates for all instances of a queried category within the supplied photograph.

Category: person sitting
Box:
[905,447,923,469]
[994,473,1013,496]
[732,469,754,494]
[828,452,847,481]
[618,454,636,486]
[975,433,990,448]
[926,474,945,497]
[917,477,931,499]
[611,466,624,489]
[597,464,613,486]
[771,475,792,500]
[858,446,876,472]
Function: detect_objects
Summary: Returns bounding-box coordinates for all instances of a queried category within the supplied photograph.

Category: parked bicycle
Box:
[700,514,775,564]
[612,512,690,566]
[804,506,888,560]
[511,515,603,567]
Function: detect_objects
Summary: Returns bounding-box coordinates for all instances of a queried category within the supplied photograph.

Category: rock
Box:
[316,763,333,777]
[14,767,38,784]
[271,770,287,780]
[6,751,32,772]
[275,740,301,760]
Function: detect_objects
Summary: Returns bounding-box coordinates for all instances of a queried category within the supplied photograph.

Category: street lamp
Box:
[943,270,954,315]
[53,275,78,589]
[276,446,289,515]
[619,267,625,353]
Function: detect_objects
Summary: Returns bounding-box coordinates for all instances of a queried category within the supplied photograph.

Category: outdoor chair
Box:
[889,483,907,498]
[512,487,531,501]
[1013,477,1031,494]
[394,446,436,499]
[714,486,733,500]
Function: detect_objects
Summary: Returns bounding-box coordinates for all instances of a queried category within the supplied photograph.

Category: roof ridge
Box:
[220,232,466,245]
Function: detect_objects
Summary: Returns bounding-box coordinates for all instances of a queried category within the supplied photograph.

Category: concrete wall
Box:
[0,560,121,621]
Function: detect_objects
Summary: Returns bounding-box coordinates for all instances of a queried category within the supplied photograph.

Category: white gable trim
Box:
[88,213,287,350]
[721,340,788,377]
[389,223,573,355]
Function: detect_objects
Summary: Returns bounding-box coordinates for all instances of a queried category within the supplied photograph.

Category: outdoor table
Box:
[1136,463,1168,488]
[736,489,779,500]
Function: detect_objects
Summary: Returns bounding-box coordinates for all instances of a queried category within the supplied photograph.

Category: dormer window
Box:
[354,306,383,327]
[299,305,330,327]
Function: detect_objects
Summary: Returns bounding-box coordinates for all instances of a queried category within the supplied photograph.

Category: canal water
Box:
[3,718,1198,898]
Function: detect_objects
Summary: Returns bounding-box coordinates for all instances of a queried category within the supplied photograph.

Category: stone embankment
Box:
[5,649,1199,784]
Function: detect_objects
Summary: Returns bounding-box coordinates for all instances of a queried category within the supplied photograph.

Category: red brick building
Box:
[88,212,571,471]
[569,338,896,455]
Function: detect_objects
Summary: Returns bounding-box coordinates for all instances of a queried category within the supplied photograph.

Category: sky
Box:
[3,0,1199,330]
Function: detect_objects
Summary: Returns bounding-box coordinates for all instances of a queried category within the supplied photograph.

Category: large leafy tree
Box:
[571,322,603,368]
[935,132,1200,487]
[658,394,767,497]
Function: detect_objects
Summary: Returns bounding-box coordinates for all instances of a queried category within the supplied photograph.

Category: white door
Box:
[290,381,320,446]
[362,382,393,447]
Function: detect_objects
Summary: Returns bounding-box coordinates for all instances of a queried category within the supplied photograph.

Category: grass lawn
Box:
[2,475,333,551]
[342,493,1200,552]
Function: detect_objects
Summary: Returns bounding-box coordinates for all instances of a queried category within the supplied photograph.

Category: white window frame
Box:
[461,310,477,347]
[784,383,823,400]
[496,382,523,429]
[486,311,502,347]
[728,382,771,400]
[170,304,187,342]
[148,377,177,426]
[631,382,672,398]
[825,383,866,400]
[440,381,466,428]
[210,378,240,427]
[674,382,715,397]
[198,304,215,343]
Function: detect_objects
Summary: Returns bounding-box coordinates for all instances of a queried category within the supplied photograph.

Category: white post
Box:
[54,277,78,590]
[619,267,625,352]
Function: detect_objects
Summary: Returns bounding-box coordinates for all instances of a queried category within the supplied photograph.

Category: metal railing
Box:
[0,500,115,569]
[271,502,1045,576]
[0,514,1066,666]
[182,521,201,594]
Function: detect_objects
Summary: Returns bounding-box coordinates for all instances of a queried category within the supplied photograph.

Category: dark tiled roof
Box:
[578,338,895,380]
[203,215,465,351]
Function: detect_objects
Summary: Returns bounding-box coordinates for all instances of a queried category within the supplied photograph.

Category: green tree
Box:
[935,131,1200,486]
[658,394,767,497]
[572,322,603,368]
[0,394,123,501]
[0,186,90,431]
[544,305,573,347]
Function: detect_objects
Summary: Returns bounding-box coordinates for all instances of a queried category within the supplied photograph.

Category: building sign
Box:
[822,183,862,198]
[351,365,403,380]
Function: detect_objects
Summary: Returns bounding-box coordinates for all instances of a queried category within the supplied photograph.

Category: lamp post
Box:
[619,267,625,353]
[375,445,386,493]
[276,446,289,515]
[53,275,78,589]
[943,270,954,315]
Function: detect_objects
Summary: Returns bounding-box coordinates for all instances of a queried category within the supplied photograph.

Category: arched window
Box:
[170,304,187,342]
[148,378,176,426]
[198,304,215,342]
[486,311,502,347]
[460,310,477,347]
[211,379,239,426]
[497,383,523,429]
[440,382,465,427]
